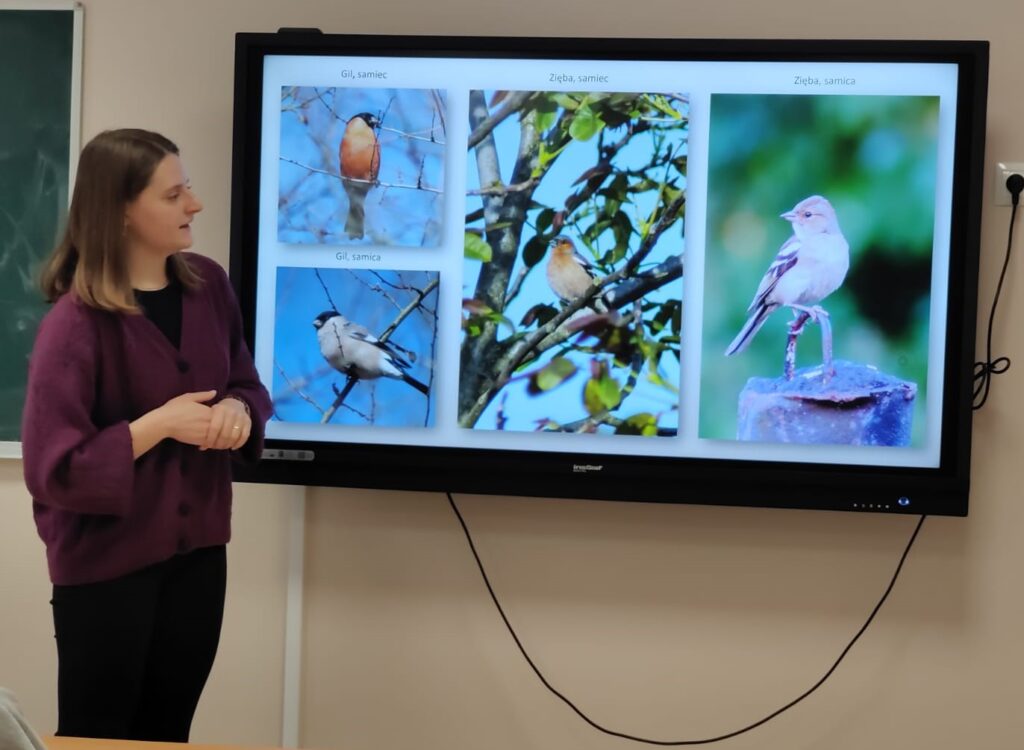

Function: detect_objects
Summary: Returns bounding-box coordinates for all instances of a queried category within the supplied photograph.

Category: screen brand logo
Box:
[572,464,604,473]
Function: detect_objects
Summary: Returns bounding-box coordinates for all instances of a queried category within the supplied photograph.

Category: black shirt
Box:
[135,279,183,350]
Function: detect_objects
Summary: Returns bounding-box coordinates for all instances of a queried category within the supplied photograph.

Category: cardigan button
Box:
[177,360,190,373]
[178,503,191,517]
[177,538,191,554]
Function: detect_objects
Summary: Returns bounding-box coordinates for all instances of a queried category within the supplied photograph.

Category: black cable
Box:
[447,492,925,746]
[974,174,1023,409]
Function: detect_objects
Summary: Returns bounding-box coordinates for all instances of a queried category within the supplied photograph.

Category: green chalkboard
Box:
[0,4,80,452]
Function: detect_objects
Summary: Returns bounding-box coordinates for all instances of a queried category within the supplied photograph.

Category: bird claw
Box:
[790,304,829,324]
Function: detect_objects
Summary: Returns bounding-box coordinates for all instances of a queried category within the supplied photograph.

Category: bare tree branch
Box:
[279,157,442,193]
[504,264,531,309]
[545,413,677,436]
[379,125,446,145]
[321,377,360,424]
[430,89,447,135]
[352,270,403,313]
[314,269,341,312]
[466,91,533,150]
[561,121,650,219]
[603,255,683,310]
[274,360,327,415]
[466,178,541,197]
[379,277,439,342]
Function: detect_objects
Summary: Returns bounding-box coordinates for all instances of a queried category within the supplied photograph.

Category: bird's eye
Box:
[803,211,813,218]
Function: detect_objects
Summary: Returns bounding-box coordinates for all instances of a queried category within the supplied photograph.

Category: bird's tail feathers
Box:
[344,181,368,238]
[725,305,773,356]
[379,358,429,395]
[403,373,430,396]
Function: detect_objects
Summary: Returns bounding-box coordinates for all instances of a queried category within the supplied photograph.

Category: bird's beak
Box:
[780,210,797,221]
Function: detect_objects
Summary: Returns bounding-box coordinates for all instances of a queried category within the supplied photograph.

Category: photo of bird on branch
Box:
[271,267,439,428]
[278,86,446,247]
[460,89,688,435]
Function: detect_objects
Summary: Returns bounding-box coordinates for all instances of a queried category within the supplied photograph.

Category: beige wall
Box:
[2,0,1023,748]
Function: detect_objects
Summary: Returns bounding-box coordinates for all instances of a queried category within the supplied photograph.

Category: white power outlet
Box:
[994,162,1024,206]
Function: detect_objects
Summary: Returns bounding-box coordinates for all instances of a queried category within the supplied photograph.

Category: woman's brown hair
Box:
[40,128,202,311]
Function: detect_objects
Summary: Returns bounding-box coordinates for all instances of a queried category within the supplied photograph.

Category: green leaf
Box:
[661,186,683,206]
[646,368,679,393]
[611,210,634,248]
[462,297,514,335]
[602,195,621,217]
[652,299,682,335]
[627,178,661,194]
[534,95,560,113]
[609,244,628,265]
[534,108,557,133]
[598,376,621,407]
[528,357,578,395]
[520,303,559,328]
[464,233,493,262]
[606,173,629,198]
[585,218,611,245]
[536,141,568,172]
[488,220,518,233]
[522,235,548,267]
[532,211,557,234]
[615,413,659,436]
[485,310,515,331]
[535,208,555,233]
[648,94,685,120]
[552,93,581,111]
[583,380,604,416]
[569,105,605,142]
[583,372,621,415]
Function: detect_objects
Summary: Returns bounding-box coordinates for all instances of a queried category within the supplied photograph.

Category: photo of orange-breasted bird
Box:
[546,235,610,313]
[339,112,381,239]
[279,87,446,247]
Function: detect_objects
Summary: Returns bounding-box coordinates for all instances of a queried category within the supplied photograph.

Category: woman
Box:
[21,129,272,742]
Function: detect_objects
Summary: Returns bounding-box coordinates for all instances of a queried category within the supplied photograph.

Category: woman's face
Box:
[123,154,203,260]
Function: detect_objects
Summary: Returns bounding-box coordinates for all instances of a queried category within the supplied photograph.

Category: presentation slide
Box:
[252,53,959,469]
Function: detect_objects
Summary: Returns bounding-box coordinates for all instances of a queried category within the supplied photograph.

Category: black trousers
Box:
[50,545,227,742]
